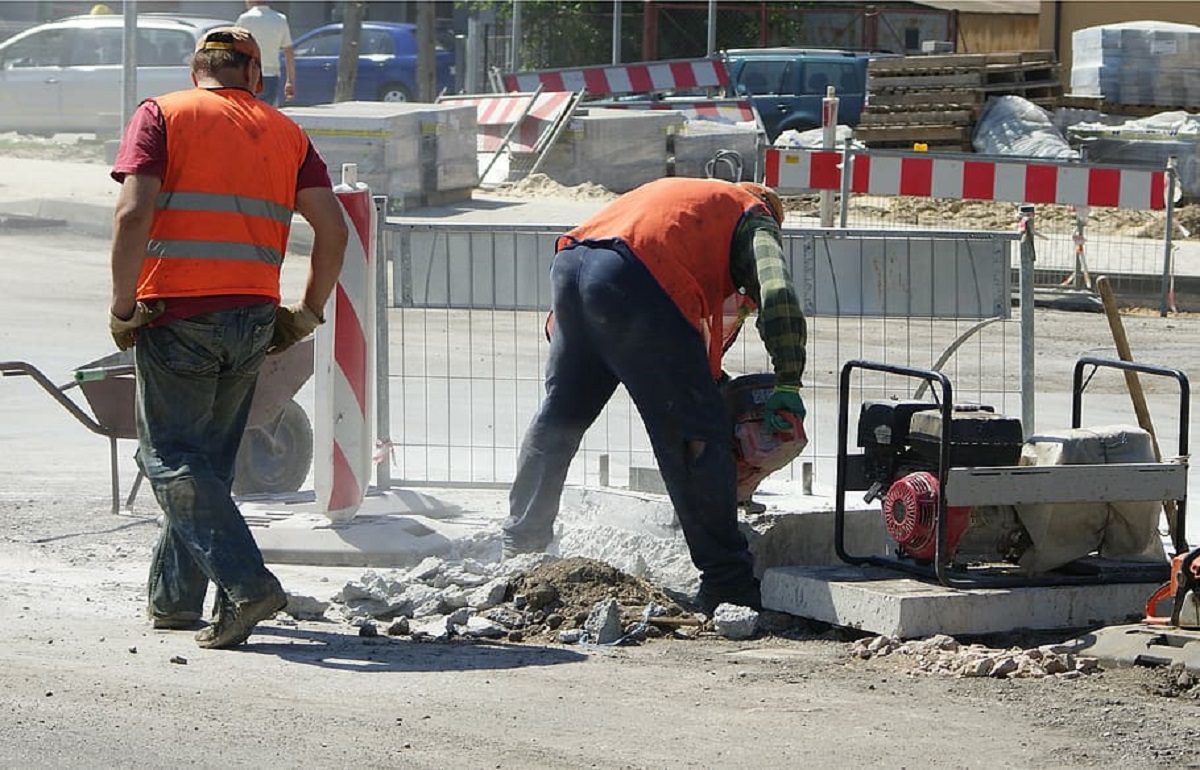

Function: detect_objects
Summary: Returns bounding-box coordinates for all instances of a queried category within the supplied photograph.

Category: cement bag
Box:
[1015,425,1166,574]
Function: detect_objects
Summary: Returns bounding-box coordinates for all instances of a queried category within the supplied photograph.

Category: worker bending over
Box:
[504,177,807,614]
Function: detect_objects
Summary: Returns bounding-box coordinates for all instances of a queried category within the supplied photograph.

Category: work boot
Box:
[695,578,762,616]
[500,534,551,561]
[194,587,287,650]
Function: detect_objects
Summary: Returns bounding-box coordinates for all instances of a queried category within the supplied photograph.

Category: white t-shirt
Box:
[235,5,293,77]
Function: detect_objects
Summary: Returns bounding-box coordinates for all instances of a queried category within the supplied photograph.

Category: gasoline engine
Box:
[856,399,1033,564]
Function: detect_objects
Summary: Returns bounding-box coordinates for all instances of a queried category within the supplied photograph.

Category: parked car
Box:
[288,21,455,105]
[0,13,228,135]
[722,48,872,141]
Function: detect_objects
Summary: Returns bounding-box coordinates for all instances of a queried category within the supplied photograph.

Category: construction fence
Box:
[765,145,1179,310]
[380,221,1021,491]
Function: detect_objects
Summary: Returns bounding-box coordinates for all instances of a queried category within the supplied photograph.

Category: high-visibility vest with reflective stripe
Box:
[136,88,309,302]
[557,178,763,377]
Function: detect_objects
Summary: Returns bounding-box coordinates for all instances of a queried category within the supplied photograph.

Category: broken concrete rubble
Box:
[851,633,1102,680]
[712,604,760,640]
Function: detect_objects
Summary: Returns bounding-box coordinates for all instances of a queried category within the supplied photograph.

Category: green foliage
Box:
[462,0,821,69]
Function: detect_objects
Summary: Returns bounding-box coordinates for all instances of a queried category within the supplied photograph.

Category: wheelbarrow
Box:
[0,338,315,515]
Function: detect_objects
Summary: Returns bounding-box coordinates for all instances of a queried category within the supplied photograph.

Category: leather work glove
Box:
[109,300,165,351]
[763,384,806,434]
[268,301,323,355]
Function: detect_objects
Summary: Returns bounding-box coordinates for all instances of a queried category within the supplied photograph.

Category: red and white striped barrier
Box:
[315,164,376,522]
[502,58,728,97]
[588,97,755,126]
[764,148,1167,210]
[438,91,576,153]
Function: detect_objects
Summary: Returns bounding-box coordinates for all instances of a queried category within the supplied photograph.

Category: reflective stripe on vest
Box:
[137,88,309,302]
[147,238,283,265]
[559,178,762,376]
[156,190,294,225]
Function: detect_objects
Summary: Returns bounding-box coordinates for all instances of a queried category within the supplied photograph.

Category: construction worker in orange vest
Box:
[108,26,347,649]
[504,177,807,614]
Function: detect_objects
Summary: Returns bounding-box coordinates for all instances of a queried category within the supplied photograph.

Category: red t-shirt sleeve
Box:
[297,140,332,190]
[111,100,166,183]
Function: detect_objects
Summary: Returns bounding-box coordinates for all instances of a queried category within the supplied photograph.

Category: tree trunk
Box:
[416,1,436,101]
[334,1,367,103]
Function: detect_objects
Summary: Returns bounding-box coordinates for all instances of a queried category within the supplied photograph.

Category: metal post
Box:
[612,0,622,65]
[706,0,717,57]
[819,85,839,228]
[1018,204,1037,438]
[121,0,137,131]
[838,138,853,227]
[1160,156,1178,317]
[373,195,392,491]
[510,0,522,73]
[465,13,481,94]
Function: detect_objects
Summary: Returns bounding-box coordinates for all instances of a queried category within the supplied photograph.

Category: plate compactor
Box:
[836,357,1191,589]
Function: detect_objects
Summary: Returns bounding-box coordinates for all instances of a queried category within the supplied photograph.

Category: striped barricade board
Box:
[501,58,728,97]
[764,148,1167,210]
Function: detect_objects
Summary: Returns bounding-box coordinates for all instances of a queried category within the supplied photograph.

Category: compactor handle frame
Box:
[1072,356,1190,554]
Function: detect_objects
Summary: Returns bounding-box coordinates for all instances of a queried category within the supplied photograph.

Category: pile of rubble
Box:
[850,633,1102,680]
[297,555,749,646]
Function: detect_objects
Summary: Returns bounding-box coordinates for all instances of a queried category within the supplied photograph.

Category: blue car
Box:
[288,21,455,105]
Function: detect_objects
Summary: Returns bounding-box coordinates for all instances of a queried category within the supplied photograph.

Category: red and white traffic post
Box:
[314,163,377,523]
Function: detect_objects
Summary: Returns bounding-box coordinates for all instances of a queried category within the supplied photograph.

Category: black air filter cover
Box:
[908,406,1023,467]
[857,400,940,449]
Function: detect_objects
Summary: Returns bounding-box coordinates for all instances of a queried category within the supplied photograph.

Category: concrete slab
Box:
[1063,624,1200,673]
[239,488,505,568]
[761,564,1160,639]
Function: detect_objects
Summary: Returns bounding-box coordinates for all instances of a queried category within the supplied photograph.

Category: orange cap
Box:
[195,26,263,93]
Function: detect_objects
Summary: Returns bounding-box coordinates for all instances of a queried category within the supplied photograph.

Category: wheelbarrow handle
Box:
[74,365,136,383]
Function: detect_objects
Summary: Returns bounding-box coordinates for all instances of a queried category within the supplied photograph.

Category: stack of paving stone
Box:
[1069,21,1200,111]
[860,50,1062,151]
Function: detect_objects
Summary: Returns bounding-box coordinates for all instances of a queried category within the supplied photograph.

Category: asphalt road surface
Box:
[1,228,1198,769]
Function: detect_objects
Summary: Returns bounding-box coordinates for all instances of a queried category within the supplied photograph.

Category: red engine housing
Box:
[881,472,971,561]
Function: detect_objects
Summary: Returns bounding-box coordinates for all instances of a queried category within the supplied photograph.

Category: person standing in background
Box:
[235,0,295,106]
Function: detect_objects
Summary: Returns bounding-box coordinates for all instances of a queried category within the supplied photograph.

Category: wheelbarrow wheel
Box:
[232,399,313,496]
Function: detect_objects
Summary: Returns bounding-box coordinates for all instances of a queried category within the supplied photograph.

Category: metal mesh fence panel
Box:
[384,222,1022,492]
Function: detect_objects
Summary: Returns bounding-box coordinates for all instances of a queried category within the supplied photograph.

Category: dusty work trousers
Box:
[505,243,755,594]
[137,304,284,621]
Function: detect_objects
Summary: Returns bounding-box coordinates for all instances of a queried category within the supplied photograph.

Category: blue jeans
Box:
[137,304,283,620]
[505,244,755,593]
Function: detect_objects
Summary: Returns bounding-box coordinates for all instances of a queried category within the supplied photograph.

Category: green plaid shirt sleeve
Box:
[729,212,807,387]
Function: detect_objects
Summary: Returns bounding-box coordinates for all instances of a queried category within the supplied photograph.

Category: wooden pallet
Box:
[868,50,1056,76]
[861,50,1063,146]
[859,110,974,127]
[866,89,982,109]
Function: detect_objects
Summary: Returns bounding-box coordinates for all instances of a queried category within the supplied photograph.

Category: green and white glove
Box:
[763,383,806,433]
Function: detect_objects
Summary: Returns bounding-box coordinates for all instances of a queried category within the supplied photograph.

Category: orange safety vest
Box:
[558,178,765,377]
[136,88,310,303]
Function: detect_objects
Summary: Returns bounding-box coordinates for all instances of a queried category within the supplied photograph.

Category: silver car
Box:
[0,13,228,135]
